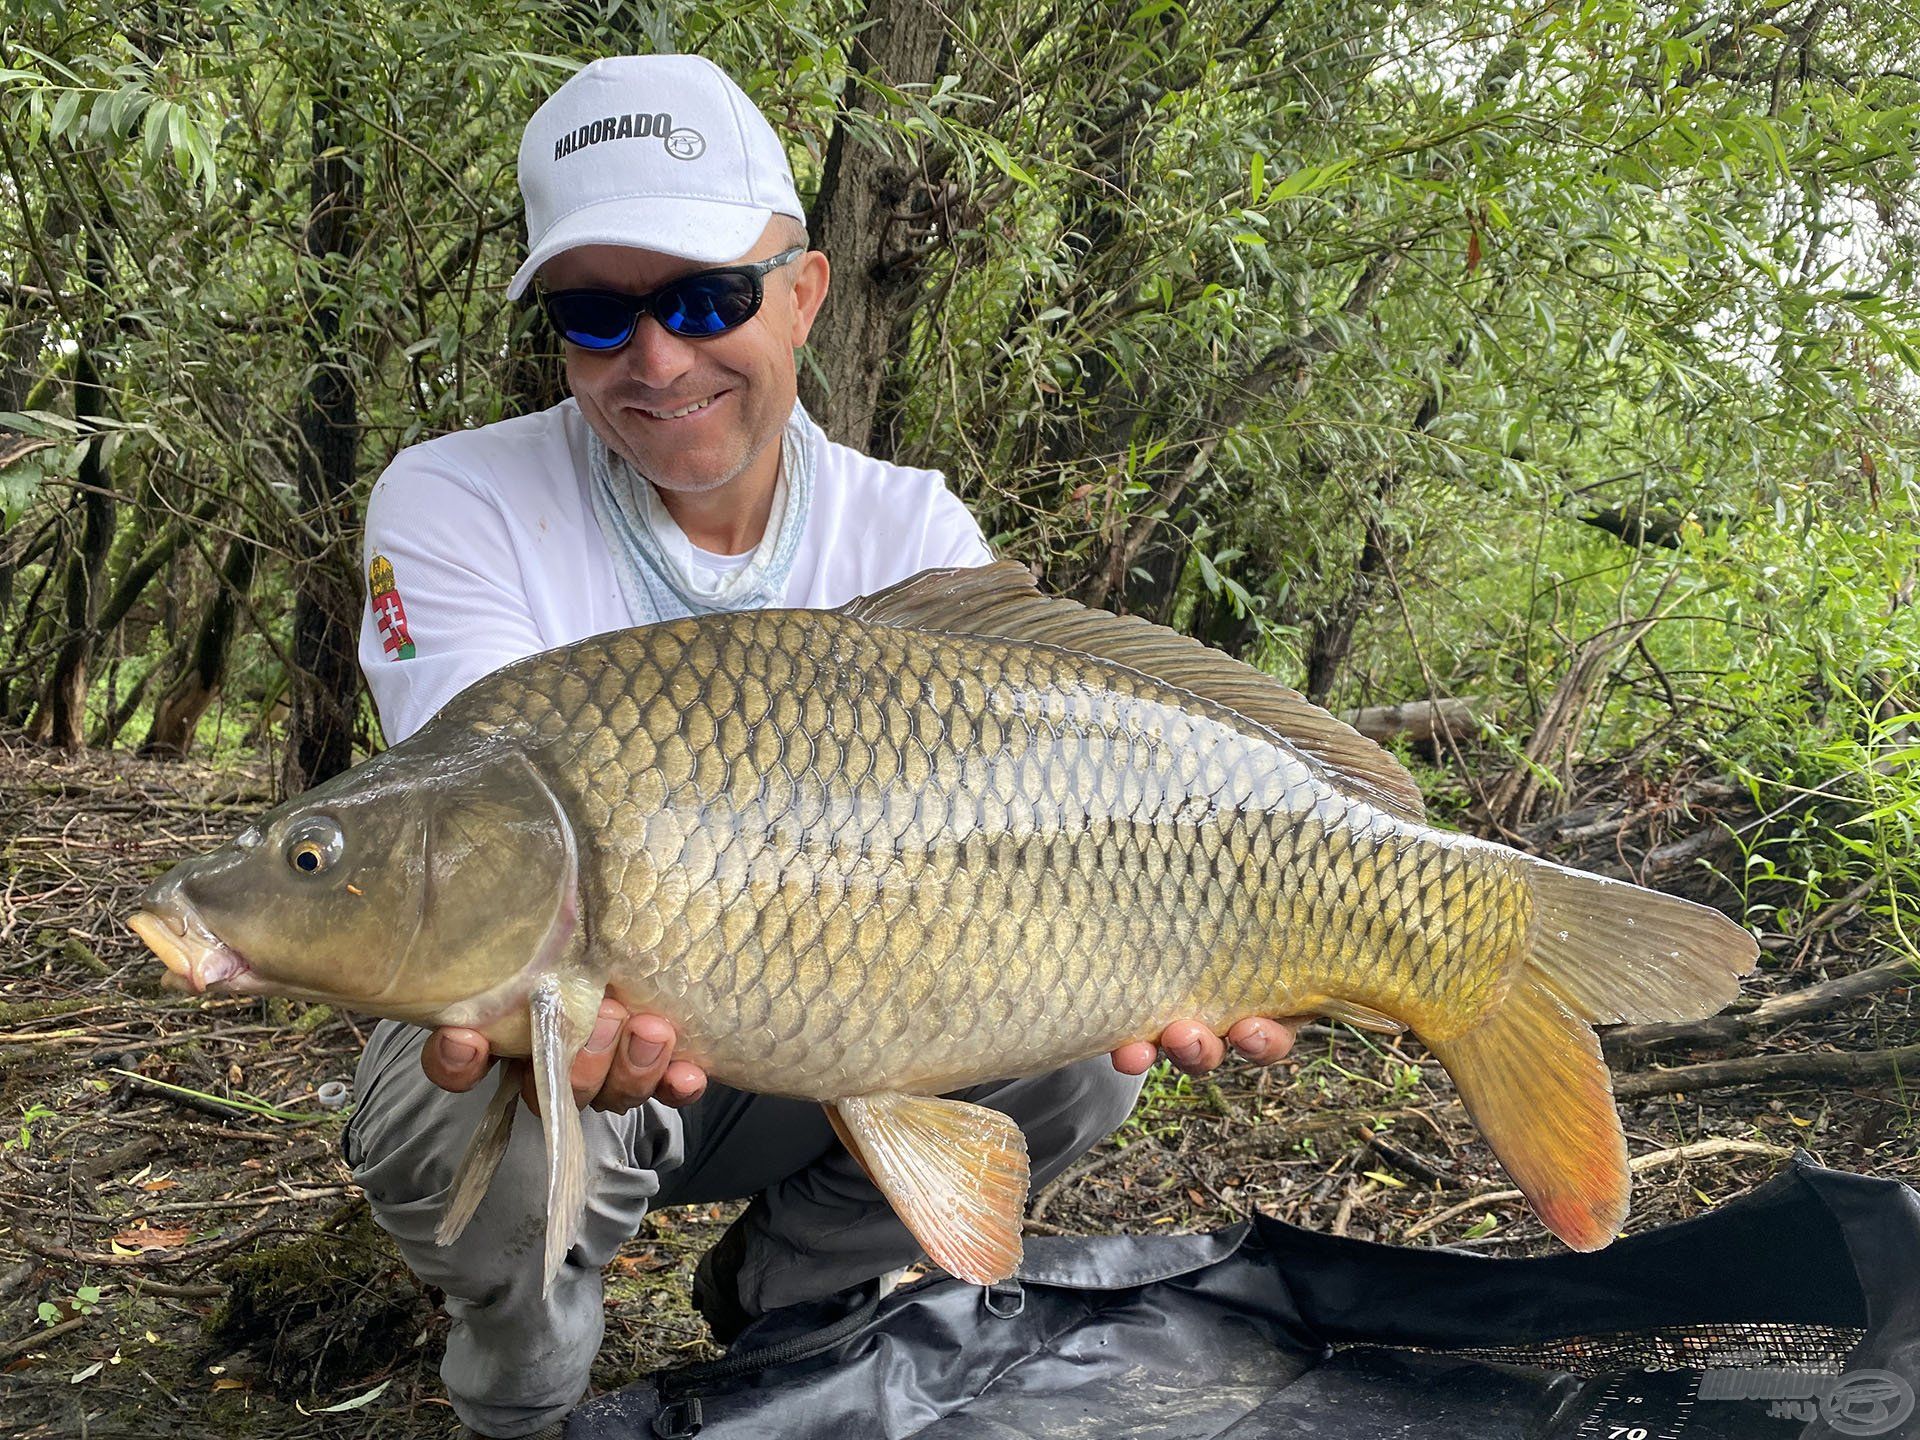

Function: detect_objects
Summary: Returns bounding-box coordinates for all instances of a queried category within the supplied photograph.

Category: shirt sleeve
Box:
[917,477,995,570]
[358,453,549,745]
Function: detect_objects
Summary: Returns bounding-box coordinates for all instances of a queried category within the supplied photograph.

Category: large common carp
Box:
[129,563,1755,1293]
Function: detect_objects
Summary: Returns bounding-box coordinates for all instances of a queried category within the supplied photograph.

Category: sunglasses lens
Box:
[657,272,758,337]
[546,292,638,350]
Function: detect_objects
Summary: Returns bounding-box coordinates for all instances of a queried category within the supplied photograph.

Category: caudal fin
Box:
[1425,864,1757,1251]
[1525,861,1757,1025]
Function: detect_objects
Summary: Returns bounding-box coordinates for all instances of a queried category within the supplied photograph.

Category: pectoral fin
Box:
[435,1060,522,1248]
[529,976,596,1295]
[830,1093,1030,1285]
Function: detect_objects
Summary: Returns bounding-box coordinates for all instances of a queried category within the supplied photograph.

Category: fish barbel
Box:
[128,563,1756,1291]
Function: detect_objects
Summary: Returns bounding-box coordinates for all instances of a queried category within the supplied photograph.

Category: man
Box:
[343,54,1297,1440]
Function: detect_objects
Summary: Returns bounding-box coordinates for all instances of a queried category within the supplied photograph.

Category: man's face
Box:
[542,222,830,497]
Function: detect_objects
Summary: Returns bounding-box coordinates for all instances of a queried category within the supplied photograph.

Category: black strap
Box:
[654,1279,886,1427]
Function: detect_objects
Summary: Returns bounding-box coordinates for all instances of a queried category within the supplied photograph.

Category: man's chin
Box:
[639,462,750,496]
[611,436,759,496]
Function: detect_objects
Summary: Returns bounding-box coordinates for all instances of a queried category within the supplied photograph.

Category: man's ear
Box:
[787,249,831,349]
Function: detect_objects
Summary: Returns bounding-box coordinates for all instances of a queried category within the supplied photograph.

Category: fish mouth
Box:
[127,908,256,995]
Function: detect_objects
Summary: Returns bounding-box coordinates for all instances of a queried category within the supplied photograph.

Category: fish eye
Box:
[283,818,344,877]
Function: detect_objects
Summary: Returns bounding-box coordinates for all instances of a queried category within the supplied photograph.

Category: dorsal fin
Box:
[837,563,1426,823]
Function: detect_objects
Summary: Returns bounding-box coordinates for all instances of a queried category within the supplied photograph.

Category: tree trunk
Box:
[141,536,259,758]
[282,80,362,796]
[1,521,61,727]
[1035,2,1195,483]
[800,0,949,452]
[1,195,76,625]
[1302,498,1394,704]
[41,222,117,750]
[1299,333,1466,702]
[86,490,221,660]
[90,635,181,750]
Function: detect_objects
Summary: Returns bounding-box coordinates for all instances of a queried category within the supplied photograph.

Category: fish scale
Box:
[130,561,1756,1290]
[445,609,1527,1100]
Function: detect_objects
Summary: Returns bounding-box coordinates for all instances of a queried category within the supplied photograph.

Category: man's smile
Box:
[629,390,729,422]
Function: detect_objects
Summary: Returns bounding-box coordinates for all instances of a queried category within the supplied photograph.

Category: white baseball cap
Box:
[508,54,805,300]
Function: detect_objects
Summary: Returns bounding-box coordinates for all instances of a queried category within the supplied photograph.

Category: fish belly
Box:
[474,612,1528,1100]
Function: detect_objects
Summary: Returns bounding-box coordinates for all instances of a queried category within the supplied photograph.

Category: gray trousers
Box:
[343,1020,1144,1438]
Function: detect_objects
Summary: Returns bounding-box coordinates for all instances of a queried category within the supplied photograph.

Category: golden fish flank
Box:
[127,562,1757,1295]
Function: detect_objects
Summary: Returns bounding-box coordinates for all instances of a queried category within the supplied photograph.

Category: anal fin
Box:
[435,1059,522,1247]
[831,1093,1030,1285]
[1425,975,1629,1251]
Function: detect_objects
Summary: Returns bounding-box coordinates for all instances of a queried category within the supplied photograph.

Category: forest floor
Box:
[0,731,1914,1438]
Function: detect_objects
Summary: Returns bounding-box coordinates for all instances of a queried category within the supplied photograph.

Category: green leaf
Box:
[1265,157,1355,200]
[977,134,1035,187]
[1751,118,1793,181]
[0,409,85,436]
[141,98,171,165]
[1196,550,1221,594]
[49,86,81,138]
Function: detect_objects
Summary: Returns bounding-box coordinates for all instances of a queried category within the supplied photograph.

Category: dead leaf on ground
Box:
[110,1226,195,1250]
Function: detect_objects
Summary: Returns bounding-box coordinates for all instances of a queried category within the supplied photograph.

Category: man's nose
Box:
[622,316,699,390]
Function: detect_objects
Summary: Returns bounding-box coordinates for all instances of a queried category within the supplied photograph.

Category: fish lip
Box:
[127,906,253,995]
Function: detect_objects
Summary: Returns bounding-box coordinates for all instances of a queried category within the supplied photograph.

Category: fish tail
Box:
[1423,861,1756,1250]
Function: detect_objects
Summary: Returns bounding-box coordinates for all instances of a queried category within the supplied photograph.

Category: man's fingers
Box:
[1227,1016,1297,1064]
[589,1013,677,1113]
[1161,1019,1227,1076]
[568,1001,625,1110]
[655,1060,707,1109]
[1112,1017,1301,1079]
[422,1028,491,1093]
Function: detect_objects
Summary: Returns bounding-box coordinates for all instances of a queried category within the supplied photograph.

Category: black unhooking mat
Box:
[568,1152,1920,1440]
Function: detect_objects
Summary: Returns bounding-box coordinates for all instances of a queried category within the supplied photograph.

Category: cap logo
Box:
[553,112,707,163]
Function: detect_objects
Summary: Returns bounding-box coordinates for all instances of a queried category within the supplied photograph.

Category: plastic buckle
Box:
[652,1395,704,1438]
[983,1279,1025,1319]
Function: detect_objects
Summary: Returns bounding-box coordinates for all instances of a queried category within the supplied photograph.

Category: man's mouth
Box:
[632,392,725,421]
[128,908,255,994]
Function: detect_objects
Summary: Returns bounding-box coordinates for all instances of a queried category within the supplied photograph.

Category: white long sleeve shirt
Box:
[356,399,992,744]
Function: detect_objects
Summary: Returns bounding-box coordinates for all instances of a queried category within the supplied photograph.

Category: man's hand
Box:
[422,1000,708,1114]
[1110,1017,1298,1077]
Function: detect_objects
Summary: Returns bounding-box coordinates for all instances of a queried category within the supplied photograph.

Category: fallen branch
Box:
[1606,952,1917,1059]
[108,1068,328,1124]
[12,1218,277,1269]
[0,1313,87,1363]
[1339,697,1489,748]
[127,1278,226,1300]
[1365,1132,1454,1187]
[1613,1043,1920,1099]
[0,1258,38,1306]
[1028,1141,1142,1221]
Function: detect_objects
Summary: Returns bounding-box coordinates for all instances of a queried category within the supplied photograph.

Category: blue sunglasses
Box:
[540,247,806,351]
